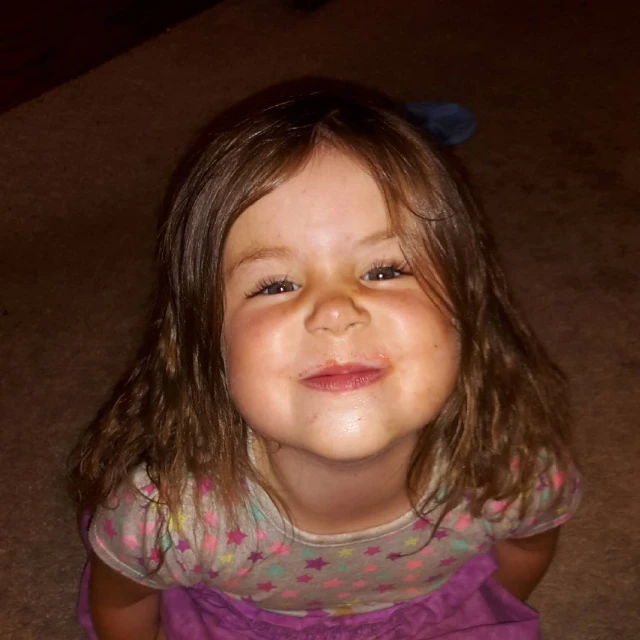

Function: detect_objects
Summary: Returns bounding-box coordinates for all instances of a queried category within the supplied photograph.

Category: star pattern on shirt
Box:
[147,548,161,563]
[248,551,264,563]
[203,511,217,526]
[375,584,394,593]
[306,556,329,570]
[103,519,116,539]
[198,478,213,495]
[270,541,291,556]
[267,565,286,578]
[227,529,248,546]
[323,578,342,588]
[412,518,430,531]
[90,457,580,620]
[137,521,155,536]
[167,510,188,533]
[203,534,217,552]
[453,514,472,530]
[176,539,190,552]
[333,604,355,616]
[141,483,157,496]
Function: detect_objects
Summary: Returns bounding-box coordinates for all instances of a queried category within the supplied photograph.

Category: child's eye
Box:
[246,277,300,298]
[362,262,410,282]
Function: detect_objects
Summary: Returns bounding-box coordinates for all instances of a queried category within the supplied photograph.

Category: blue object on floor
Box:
[404,101,477,146]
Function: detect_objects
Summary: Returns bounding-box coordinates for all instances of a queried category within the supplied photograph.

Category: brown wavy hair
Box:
[69,85,573,533]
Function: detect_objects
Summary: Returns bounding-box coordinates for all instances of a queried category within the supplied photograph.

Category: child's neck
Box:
[253,434,419,536]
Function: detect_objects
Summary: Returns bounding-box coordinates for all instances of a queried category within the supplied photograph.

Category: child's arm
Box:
[89,553,163,640]
[491,526,560,601]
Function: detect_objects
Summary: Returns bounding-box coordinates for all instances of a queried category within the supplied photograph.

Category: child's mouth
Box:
[301,364,386,392]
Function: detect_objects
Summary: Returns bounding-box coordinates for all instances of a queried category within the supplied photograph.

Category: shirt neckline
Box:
[247,478,422,547]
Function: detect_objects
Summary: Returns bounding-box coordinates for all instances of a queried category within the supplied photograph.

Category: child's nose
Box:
[304,289,370,335]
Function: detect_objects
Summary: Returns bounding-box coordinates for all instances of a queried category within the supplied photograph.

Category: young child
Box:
[70,87,581,640]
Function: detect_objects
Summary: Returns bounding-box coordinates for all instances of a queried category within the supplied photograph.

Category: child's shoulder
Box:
[92,466,206,538]
[87,466,229,588]
[481,449,582,540]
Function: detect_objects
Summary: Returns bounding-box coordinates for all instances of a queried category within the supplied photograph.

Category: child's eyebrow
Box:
[225,231,398,278]
[359,230,397,246]
[225,246,293,278]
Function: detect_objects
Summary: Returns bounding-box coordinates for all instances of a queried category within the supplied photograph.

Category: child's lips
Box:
[301,363,386,392]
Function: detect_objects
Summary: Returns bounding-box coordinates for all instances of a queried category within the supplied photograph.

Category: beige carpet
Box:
[1,0,638,638]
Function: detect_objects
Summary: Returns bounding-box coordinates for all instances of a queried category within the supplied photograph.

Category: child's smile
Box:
[222,147,459,464]
[299,359,387,393]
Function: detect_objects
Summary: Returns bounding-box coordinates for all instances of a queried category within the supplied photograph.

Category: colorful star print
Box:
[270,541,291,556]
[147,548,160,563]
[412,518,430,531]
[453,514,472,530]
[203,534,217,552]
[203,511,217,526]
[198,478,213,495]
[306,557,329,570]
[226,529,247,546]
[103,519,116,539]
[267,565,286,578]
[176,539,190,552]
[88,452,580,618]
[141,483,157,495]
[375,584,394,593]
[323,578,342,588]
[123,535,139,550]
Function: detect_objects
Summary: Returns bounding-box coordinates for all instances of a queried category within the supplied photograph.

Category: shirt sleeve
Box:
[484,451,583,540]
[88,468,206,588]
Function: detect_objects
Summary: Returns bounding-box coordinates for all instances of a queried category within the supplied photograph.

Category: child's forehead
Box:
[240,150,388,221]
[222,150,400,266]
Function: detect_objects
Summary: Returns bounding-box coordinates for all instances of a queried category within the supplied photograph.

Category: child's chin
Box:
[303,431,403,465]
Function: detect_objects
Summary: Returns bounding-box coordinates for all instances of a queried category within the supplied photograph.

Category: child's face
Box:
[222,148,459,464]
